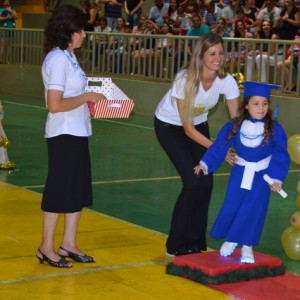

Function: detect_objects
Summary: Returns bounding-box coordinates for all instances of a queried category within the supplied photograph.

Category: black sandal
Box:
[59,246,95,263]
[36,249,72,268]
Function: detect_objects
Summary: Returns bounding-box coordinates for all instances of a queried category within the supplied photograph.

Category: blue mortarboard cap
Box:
[242,81,280,98]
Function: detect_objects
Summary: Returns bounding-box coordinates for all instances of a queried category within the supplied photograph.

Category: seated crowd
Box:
[80,0,300,89]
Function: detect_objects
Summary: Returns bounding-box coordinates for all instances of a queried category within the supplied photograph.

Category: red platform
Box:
[166,249,285,285]
[213,273,300,300]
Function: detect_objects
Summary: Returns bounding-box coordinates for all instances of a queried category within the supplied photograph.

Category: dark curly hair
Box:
[44,5,87,53]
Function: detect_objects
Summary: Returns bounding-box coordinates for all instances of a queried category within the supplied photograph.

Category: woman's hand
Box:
[225,148,237,166]
[194,164,205,176]
[87,92,106,103]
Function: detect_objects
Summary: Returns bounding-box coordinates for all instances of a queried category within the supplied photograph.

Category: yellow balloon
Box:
[288,135,300,164]
[296,195,300,210]
[281,226,300,260]
[291,211,300,228]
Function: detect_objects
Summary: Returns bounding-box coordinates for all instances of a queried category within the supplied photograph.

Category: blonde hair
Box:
[181,33,227,120]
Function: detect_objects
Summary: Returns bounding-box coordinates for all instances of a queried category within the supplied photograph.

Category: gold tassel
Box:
[0,160,15,170]
[232,73,245,88]
[0,137,10,148]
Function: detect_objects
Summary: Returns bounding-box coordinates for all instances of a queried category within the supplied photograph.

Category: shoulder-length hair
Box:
[229,96,274,144]
[181,33,227,120]
[44,5,87,53]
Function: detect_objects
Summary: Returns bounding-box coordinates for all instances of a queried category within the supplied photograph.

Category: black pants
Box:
[154,117,213,253]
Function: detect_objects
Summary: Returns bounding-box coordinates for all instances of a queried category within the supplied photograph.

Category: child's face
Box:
[246,96,269,120]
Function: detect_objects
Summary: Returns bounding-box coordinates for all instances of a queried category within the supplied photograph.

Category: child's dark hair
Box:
[228,96,274,144]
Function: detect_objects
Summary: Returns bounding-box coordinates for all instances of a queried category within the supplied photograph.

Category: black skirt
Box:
[42,134,93,213]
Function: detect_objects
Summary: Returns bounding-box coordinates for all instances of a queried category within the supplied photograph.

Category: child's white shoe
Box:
[241,245,255,263]
[220,241,238,256]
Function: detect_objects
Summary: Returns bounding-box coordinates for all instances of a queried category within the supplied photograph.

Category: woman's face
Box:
[262,21,271,32]
[170,0,178,10]
[246,96,269,120]
[202,43,224,73]
[140,16,147,23]
[237,21,245,31]
[161,24,169,33]
[217,19,225,30]
[69,29,86,50]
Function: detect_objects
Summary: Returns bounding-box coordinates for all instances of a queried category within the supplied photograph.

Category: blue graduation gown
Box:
[202,119,290,246]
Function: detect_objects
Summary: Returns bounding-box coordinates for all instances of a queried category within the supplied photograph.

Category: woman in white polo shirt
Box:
[154,33,239,257]
[36,5,105,268]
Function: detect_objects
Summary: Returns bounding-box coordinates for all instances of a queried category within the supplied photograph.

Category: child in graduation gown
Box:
[194,81,290,263]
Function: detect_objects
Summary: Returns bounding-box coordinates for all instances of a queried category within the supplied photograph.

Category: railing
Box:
[1,28,300,94]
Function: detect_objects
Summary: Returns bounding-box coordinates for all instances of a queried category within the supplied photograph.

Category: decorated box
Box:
[85,77,134,118]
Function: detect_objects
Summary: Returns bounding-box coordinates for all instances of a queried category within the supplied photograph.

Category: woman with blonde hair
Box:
[212,17,230,37]
[154,32,239,257]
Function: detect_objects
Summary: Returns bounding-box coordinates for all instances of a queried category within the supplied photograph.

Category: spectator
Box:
[130,14,147,47]
[80,0,99,31]
[277,29,300,91]
[232,7,255,33]
[92,0,103,16]
[108,17,128,72]
[174,14,210,72]
[203,0,222,30]
[124,0,144,30]
[187,14,210,55]
[0,0,17,63]
[246,20,282,82]
[164,0,182,34]
[132,18,160,75]
[233,19,253,39]
[255,0,265,9]
[229,20,253,72]
[157,22,174,76]
[0,0,17,29]
[221,0,239,33]
[185,0,203,18]
[273,0,300,41]
[148,0,169,27]
[94,16,112,68]
[243,0,258,34]
[94,15,112,33]
[256,0,281,31]
[132,13,148,33]
[177,5,192,34]
[130,14,147,58]
[212,16,230,37]
[99,0,124,31]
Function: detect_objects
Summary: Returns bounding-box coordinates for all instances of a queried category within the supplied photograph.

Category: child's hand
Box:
[225,148,237,166]
[270,182,282,193]
[194,164,204,176]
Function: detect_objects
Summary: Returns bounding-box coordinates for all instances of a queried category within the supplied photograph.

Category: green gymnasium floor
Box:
[1,93,300,278]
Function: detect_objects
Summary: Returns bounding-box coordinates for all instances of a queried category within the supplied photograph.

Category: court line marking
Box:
[19,169,300,189]
[0,259,170,285]
[3,100,153,130]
